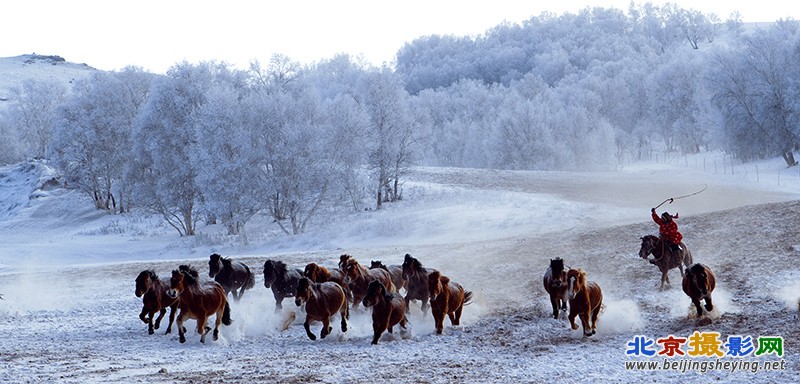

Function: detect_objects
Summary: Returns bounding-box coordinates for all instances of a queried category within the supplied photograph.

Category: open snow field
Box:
[0,156,799,383]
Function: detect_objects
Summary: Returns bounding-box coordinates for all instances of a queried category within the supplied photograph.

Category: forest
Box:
[0,3,798,237]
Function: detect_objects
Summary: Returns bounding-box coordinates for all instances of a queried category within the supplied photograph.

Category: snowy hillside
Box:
[0,54,95,107]
[0,156,798,383]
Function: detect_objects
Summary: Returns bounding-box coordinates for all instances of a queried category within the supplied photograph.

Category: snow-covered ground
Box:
[0,154,798,383]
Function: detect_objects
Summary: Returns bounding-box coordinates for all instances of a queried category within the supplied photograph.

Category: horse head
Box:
[338,254,353,271]
[548,258,566,287]
[208,253,223,278]
[135,270,157,298]
[263,260,285,288]
[370,260,387,270]
[639,235,657,259]
[167,269,186,299]
[362,280,387,308]
[294,277,312,307]
[402,254,422,279]
[428,270,449,301]
[567,268,587,300]
[343,258,362,284]
[686,264,710,296]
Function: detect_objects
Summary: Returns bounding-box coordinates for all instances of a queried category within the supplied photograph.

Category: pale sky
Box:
[1,0,797,74]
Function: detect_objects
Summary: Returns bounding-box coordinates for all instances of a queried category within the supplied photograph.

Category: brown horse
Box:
[566,268,603,337]
[427,271,473,335]
[135,270,178,335]
[338,254,354,271]
[543,258,568,319]
[370,260,406,292]
[344,258,395,308]
[304,262,351,303]
[639,235,694,289]
[208,253,256,302]
[401,253,438,314]
[682,263,716,318]
[362,280,408,344]
[294,277,349,340]
[167,265,232,343]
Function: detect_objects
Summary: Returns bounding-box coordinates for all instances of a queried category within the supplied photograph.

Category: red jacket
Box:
[652,211,682,245]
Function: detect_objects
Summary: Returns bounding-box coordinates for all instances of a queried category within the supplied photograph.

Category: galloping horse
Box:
[294,277,349,340]
[566,268,603,337]
[639,235,694,289]
[682,263,716,318]
[304,262,350,301]
[401,253,437,314]
[167,265,232,343]
[542,258,568,319]
[362,280,408,344]
[369,260,406,293]
[344,258,395,308]
[135,270,178,335]
[263,259,304,311]
[427,271,472,335]
[208,253,255,301]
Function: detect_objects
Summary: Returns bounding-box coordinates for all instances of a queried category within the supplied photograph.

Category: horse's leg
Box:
[704,296,714,312]
[568,310,579,331]
[421,298,430,315]
[340,306,348,333]
[146,309,156,335]
[454,303,464,326]
[404,295,411,314]
[154,308,166,330]
[590,305,600,335]
[139,306,149,324]
[691,298,703,317]
[213,307,223,341]
[550,296,559,319]
[320,317,331,339]
[434,310,445,334]
[165,304,176,335]
[176,311,187,343]
[579,312,591,337]
[372,320,387,345]
[304,316,316,340]
[197,316,209,343]
[274,290,283,312]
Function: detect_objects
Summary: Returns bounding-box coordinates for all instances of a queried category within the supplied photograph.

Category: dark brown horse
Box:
[682,263,716,318]
[639,235,694,289]
[167,265,232,343]
[401,253,437,314]
[362,280,408,344]
[543,258,568,319]
[427,271,472,335]
[208,253,255,302]
[370,260,406,293]
[344,258,395,308]
[294,277,349,340]
[263,259,304,311]
[135,270,178,335]
[566,268,603,337]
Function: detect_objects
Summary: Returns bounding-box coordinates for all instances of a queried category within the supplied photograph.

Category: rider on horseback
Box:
[651,208,682,254]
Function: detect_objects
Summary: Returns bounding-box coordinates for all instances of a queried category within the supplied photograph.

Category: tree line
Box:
[0,3,797,236]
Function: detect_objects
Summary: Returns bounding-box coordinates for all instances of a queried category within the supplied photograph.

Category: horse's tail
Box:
[682,247,693,267]
[243,265,256,290]
[463,290,474,306]
[222,301,233,326]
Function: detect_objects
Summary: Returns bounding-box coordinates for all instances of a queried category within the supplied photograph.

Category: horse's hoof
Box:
[585,332,593,337]
[148,328,154,335]
[179,337,186,344]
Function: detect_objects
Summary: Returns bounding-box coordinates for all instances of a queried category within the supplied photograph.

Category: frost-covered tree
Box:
[5,79,67,159]
[357,68,418,209]
[707,23,800,166]
[50,67,153,213]
[131,62,239,236]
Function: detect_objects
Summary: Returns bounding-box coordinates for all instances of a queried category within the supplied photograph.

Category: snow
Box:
[1,155,799,383]
[0,54,94,107]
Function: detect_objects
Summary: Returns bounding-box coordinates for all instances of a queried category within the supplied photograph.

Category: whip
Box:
[653,184,707,210]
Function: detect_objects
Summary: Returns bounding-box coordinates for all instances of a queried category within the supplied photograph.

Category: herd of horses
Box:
[541,233,717,337]
[135,253,472,344]
[135,231,718,344]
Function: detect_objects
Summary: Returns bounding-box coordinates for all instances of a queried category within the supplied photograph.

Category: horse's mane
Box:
[428,270,441,282]
[549,258,564,275]
[686,263,704,276]
[370,260,389,271]
[210,253,222,262]
[568,268,587,287]
[270,260,288,274]
[221,257,232,267]
[296,277,311,291]
[178,264,200,285]
[404,254,424,274]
